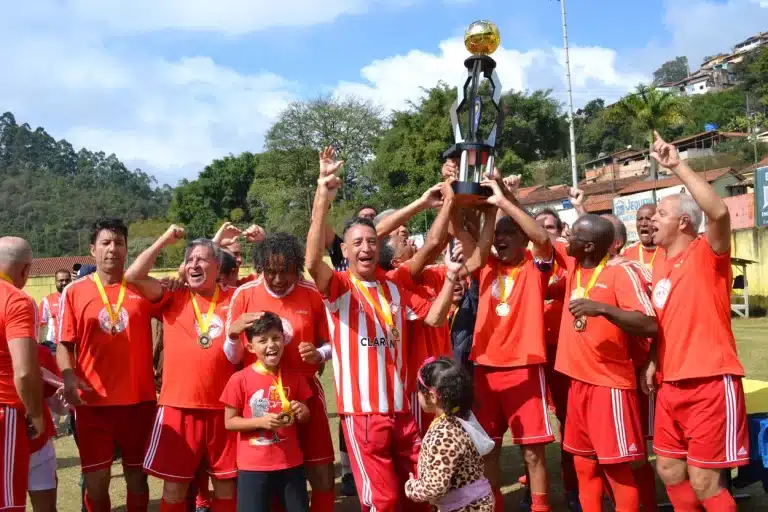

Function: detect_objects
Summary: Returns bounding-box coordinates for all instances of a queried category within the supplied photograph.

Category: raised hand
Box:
[242,224,266,243]
[421,183,444,209]
[568,187,585,208]
[162,224,185,246]
[441,158,459,180]
[213,222,241,247]
[319,146,344,177]
[440,177,456,202]
[502,174,521,195]
[228,312,266,339]
[445,243,465,277]
[650,131,681,170]
[480,178,505,206]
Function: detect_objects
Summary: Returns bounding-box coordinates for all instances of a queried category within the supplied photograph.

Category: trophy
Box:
[443,20,504,206]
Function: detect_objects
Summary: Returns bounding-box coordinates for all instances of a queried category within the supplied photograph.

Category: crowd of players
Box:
[0,131,747,511]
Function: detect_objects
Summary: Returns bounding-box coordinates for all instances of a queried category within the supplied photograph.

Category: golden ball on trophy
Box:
[464,20,500,56]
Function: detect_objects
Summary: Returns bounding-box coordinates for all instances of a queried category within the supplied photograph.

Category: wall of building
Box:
[732,227,768,310]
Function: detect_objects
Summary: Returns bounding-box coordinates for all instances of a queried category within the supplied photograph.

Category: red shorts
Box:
[563,380,645,464]
[409,392,435,438]
[143,406,237,482]
[75,401,156,473]
[653,375,749,468]
[0,406,29,510]
[638,390,655,440]
[341,414,424,512]
[473,364,555,444]
[296,375,335,465]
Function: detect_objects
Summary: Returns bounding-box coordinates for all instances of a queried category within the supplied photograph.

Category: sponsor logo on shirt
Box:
[360,337,395,348]
[128,294,142,300]
[652,279,672,309]
[97,307,129,334]
[295,309,309,315]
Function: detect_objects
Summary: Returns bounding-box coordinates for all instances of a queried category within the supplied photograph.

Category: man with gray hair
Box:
[643,132,746,511]
[126,226,238,512]
[0,236,45,510]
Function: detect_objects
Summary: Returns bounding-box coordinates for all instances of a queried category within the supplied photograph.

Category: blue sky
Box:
[2,0,767,185]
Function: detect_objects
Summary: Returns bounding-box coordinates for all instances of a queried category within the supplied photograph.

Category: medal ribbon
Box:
[349,273,396,337]
[639,246,658,268]
[0,272,12,284]
[190,286,220,335]
[548,261,559,285]
[254,361,291,414]
[94,274,127,329]
[574,254,610,299]
[497,263,523,304]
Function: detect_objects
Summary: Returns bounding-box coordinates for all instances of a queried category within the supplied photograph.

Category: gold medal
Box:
[198,333,212,349]
[390,327,400,340]
[573,316,587,332]
[349,273,399,344]
[94,274,127,336]
[495,303,510,317]
[277,412,294,426]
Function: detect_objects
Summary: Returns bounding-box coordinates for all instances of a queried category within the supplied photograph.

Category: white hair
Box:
[673,193,703,232]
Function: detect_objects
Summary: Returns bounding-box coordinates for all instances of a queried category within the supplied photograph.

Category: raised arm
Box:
[307,147,344,295]
[404,179,456,279]
[423,251,465,327]
[125,225,186,302]
[650,131,730,254]
[375,183,444,239]
[569,187,587,217]
[464,207,497,274]
[483,177,553,261]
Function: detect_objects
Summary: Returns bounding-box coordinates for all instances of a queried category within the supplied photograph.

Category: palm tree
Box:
[611,84,686,196]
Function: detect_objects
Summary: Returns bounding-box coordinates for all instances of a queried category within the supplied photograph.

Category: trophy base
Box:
[452,181,491,207]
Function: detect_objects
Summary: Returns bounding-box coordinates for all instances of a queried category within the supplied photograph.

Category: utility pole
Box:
[747,93,758,164]
[559,0,579,187]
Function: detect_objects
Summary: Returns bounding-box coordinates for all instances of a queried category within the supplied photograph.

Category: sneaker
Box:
[566,491,583,512]
[519,493,531,512]
[196,508,211,512]
[340,473,358,497]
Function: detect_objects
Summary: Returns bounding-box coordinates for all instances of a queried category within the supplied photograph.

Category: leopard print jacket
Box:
[405,416,493,512]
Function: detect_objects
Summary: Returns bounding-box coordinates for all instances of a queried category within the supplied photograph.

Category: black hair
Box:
[535,208,564,232]
[245,311,284,340]
[252,232,305,276]
[342,217,376,239]
[89,218,128,245]
[219,250,238,277]
[417,357,473,419]
[613,220,628,249]
[357,205,378,216]
[55,269,71,277]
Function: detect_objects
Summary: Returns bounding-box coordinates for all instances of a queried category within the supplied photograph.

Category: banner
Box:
[755,166,768,227]
[613,185,705,242]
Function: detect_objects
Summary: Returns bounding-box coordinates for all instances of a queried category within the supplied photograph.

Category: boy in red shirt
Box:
[644,133,748,511]
[220,311,312,512]
[465,176,554,512]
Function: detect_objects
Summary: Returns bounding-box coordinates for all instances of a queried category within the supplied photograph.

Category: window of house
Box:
[699,85,704,90]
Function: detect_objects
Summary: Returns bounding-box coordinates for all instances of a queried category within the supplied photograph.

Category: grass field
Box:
[35,318,768,511]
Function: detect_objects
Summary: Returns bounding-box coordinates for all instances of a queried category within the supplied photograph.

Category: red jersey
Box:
[220,365,312,471]
[30,345,59,453]
[554,245,656,389]
[39,292,62,342]
[58,275,157,406]
[324,270,431,415]
[236,274,258,287]
[0,280,38,408]
[387,265,451,394]
[158,286,236,409]
[226,278,330,375]
[622,242,663,271]
[544,262,568,347]
[614,259,654,370]
[651,237,744,382]
[470,253,548,368]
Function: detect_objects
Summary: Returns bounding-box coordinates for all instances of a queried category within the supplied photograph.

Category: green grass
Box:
[36,318,768,511]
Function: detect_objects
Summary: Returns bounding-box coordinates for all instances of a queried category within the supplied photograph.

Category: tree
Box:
[740,47,768,106]
[610,85,686,186]
[653,56,689,85]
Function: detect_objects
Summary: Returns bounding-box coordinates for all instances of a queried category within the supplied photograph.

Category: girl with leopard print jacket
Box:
[405,358,495,512]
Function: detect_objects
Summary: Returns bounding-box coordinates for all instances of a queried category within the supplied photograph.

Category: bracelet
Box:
[446,274,458,284]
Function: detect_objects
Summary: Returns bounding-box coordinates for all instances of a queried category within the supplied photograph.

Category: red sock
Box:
[492,487,504,512]
[573,456,603,512]
[531,492,551,512]
[701,489,737,512]
[126,492,149,512]
[84,491,111,512]
[211,497,237,512]
[631,462,657,511]
[603,463,639,512]
[665,480,701,511]
[159,499,188,512]
[310,490,335,512]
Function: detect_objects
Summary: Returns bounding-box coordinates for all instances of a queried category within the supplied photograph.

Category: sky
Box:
[2,0,768,185]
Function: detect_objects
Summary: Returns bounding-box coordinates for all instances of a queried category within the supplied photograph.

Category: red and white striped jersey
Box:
[324,270,431,415]
[39,292,61,343]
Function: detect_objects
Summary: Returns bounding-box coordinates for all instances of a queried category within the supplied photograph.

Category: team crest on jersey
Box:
[653,279,671,309]
[97,307,129,334]
[194,313,224,339]
[280,317,294,344]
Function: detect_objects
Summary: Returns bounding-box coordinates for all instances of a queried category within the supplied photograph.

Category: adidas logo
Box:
[629,443,637,453]
[738,446,747,456]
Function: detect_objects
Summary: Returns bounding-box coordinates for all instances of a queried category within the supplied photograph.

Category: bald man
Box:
[0,236,45,510]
